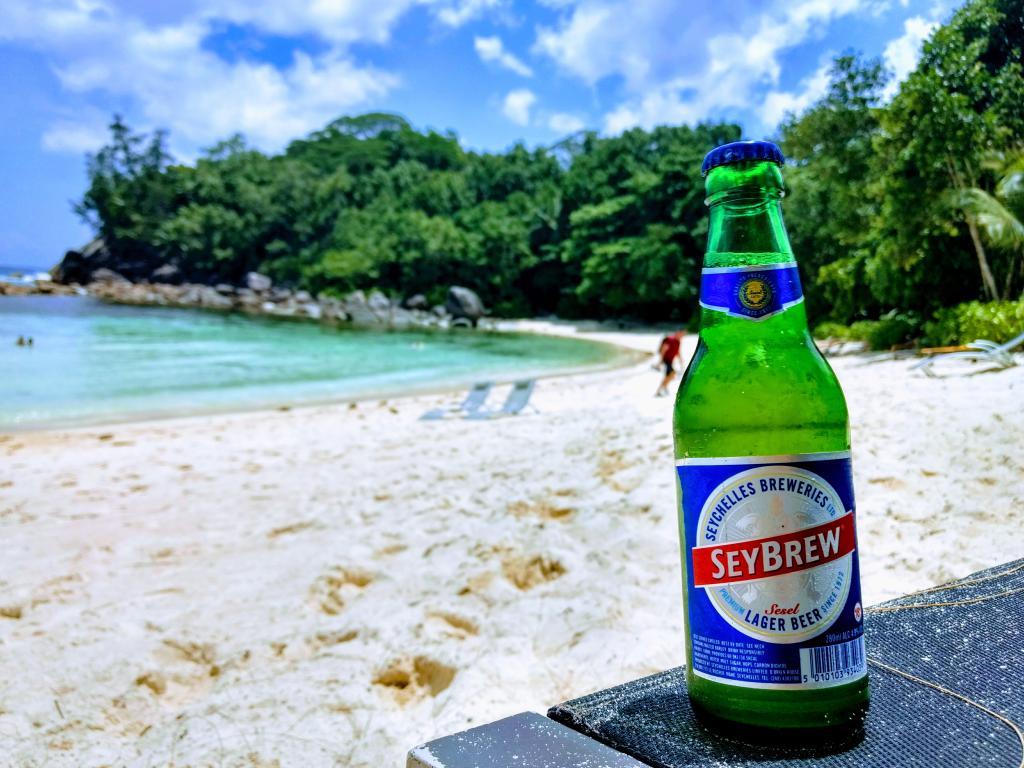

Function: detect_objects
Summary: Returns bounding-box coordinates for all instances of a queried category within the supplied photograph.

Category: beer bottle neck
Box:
[698,161,808,334]
[705,195,794,267]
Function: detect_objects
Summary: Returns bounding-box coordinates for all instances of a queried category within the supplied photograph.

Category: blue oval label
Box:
[700,263,803,320]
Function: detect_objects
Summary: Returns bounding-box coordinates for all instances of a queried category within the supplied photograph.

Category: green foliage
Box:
[778,0,1022,326]
[73,0,1023,324]
[77,113,733,319]
[947,151,1024,299]
[815,311,921,349]
[811,321,854,340]
[850,311,922,350]
[868,0,1024,306]
[74,115,175,276]
[925,299,1024,345]
[779,55,889,322]
[560,123,740,319]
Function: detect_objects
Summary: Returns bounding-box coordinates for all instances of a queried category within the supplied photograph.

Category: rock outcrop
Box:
[245,272,273,293]
[50,238,112,284]
[445,286,486,326]
[0,280,81,297]
[404,294,428,310]
[29,241,491,330]
[70,280,473,330]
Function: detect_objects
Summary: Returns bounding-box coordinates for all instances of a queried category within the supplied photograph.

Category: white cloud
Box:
[435,0,504,27]
[547,112,585,133]
[882,15,938,97]
[197,0,418,45]
[760,61,832,127]
[537,0,881,135]
[474,35,533,77]
[502,88,536,126]
[535,0,680,89]
[41,120,109,153]
[2,1,411,154]
[198,0,497,42]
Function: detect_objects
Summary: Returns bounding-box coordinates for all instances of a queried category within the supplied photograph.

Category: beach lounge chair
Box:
[466,380,537,420]
[911,329,1024,377]
[420,382,492,420]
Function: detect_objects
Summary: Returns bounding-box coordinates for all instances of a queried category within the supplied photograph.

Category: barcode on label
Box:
[800,637,866,685]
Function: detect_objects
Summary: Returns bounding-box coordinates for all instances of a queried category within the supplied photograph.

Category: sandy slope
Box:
[1,330,1021,766]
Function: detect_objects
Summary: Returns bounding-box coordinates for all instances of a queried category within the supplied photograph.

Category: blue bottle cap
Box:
[701,140,785,176]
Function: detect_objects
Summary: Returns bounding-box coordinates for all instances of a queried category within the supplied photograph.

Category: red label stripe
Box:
[692,513,856,588]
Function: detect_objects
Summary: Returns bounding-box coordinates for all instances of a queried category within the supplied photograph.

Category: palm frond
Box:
[996,169,1024,201]
[950,187,1024,251]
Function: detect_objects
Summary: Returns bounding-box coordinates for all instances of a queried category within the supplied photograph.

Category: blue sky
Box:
[1,0,958,269]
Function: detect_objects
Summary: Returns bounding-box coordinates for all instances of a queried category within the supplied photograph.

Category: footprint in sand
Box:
[35,573,84,605]
[135,671,167,696]
[507,499,575,521]
[597,449,639,491]
[310,566,373,615]
[868,476,906,490]
[266,520,317,539]
[159,638,218,670]
[134,638,224,711]
[307,629,359,652]
[456,571,495,597]
[428,612,479,638]
[373,656,456,705]
[269,641,288,657]
[501,554,566,590]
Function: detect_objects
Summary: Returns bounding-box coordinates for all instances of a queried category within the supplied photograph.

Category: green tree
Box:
[949,152,1024,298]
[154,136,279,281]
[869,0,1023,310]
[75,115,174,277]
[779,55,888,322]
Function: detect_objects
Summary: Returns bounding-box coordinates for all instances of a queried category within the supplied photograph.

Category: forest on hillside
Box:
[74,0,1023,345]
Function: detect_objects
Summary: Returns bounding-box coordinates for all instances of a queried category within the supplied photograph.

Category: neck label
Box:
[699,262,803,321]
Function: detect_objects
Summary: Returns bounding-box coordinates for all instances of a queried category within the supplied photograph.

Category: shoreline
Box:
[1,299,652,433]
[3,345,648,435]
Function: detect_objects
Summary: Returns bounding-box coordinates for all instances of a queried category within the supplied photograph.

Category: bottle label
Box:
[699,263,803,320]
[677,452,867,689]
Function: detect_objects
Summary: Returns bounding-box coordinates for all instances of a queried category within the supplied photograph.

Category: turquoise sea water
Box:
[0,296,621,429]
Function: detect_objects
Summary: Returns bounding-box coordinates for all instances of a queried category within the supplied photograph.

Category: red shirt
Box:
[661,335,681,363]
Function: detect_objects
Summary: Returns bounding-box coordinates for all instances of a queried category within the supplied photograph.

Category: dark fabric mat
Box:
[548,559,1024,767]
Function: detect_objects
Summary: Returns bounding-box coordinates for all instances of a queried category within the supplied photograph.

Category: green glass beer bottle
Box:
[674,141,869,743]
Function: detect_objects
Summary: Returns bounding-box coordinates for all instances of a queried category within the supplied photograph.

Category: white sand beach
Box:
[1,329,1022,766]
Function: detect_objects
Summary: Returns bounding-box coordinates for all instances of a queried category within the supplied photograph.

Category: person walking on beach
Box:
[655,330,685,397]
